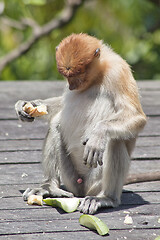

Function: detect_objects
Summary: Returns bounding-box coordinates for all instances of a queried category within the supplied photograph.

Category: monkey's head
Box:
[56,33,102,91]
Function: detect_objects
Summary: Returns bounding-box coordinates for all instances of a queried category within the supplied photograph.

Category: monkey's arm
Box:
[95,110,146,140]
[83,109,146,168]
[15,96,63,122]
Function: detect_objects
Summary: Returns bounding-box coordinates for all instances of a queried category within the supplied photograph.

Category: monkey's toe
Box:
[23,187,49,201]
[79,196,101,214]
[23,188,32,201]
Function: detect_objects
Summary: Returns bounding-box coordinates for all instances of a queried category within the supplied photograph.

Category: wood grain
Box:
[0,81,160,240]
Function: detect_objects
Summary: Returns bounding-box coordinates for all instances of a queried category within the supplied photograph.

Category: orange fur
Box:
[119,62,145,116]
[56,33,101,78]
[56,33,146,125]
[56,33,109,91]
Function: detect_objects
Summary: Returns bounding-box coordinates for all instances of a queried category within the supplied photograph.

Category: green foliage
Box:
[23,0,47,5]
[0,0,160,80]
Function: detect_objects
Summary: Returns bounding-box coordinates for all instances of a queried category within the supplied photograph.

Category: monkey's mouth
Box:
[68,79,82,90]
[69,85,76,90]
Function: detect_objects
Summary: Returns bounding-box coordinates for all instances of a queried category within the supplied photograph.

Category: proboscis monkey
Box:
[15,33,146,214]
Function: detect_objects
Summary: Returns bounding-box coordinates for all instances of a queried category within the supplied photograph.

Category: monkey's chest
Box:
[60,98,87,158]
[60,90,112,174]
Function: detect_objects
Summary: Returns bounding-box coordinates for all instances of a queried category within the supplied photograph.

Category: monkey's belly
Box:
[70,147,89,176]
[63,132,89,175]
[60,115,89,175]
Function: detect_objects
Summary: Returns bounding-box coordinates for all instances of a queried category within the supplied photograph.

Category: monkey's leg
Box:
[79,139,130,214]
[23,114,74,201]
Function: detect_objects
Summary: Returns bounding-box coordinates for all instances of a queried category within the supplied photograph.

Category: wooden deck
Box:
[0,81,160,240]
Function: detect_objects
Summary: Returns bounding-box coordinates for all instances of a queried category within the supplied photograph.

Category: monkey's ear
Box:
[94,48,100,57]
[56,45,59,52]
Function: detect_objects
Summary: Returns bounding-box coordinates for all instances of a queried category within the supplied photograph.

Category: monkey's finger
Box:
[78,198,85,210]
[19,110,35,122]
[98,151,103,166]
[88,198,100,215]
[86,149,95,167]
[15,100,26,114]
[23,188,32,201]
[92,151,98,168]
[83,147,90,165]
[79,197,91,214]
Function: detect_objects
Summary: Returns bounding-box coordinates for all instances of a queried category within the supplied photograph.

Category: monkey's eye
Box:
[94,48,100,57]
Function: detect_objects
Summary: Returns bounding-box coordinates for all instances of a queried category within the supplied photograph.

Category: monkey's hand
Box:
[15,100,34,122]
[15,100,45,122]
[83,131,107,168]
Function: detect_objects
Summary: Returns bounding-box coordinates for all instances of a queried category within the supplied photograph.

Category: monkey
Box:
[15,33,146,214]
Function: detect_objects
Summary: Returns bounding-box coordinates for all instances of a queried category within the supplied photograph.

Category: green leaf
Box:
[43,197,80,213]
[79,214,109,236]
[22,0,46,6]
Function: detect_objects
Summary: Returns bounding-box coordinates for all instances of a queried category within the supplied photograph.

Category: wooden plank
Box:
[0,229,159,240]
[0,212,159,235]
[136,136,160,146]
[0,80,160,240]
[0,201,159,239]
[0,139,43,152]
[0,144,160,163]
[0,164,43,185]
[124,181,160,192]
[0,108,17,120]
[0,183,39,197]
[0,203,159,222]
[133,146,160,159]
[1,133,160,149]
[0,191,160,210]
[140,116,160,136]
[0,136,159,150]
[140,91,160,106]
[1,181,160,199]
[0,151,42,164]
[1,180,160,199]
[1,147,159,164]
[1,191,160,210]
[1,105,160,121]
[0,106,159,122]
[129,160,160,174]
[137,80,160,90]
[133,136,160,159]
[142,105,160,116]
[1,137,160,160]
[0,116,160,140]
[0,81,160,110]
[2,146,160,163]
[0,120,48,140]
[0,160,159,185]
[0,81,65,108]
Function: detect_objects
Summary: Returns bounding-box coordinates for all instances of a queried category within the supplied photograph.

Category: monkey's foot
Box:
[78,196,118,214]
[23,188,48,201]
[23,187,74,201]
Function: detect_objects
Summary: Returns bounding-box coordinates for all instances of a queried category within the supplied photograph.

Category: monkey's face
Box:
[67,73,86,91]
[56,33,101,91]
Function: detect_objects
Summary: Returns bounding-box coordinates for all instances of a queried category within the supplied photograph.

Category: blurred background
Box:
[0,0,160,81]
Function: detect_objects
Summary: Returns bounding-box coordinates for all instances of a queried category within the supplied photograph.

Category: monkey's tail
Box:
[125,171,160,185]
